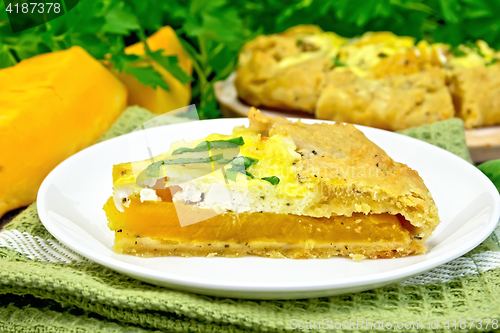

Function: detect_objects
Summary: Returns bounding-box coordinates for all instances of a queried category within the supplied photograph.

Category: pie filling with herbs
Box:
[104,108,440,260]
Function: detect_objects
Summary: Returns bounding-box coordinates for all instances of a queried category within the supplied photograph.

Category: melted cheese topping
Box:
[278,32,348,68]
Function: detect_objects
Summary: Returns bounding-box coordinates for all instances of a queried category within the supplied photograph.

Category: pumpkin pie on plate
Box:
[103,108,440,260]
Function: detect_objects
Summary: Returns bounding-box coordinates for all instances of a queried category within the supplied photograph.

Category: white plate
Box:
[214,72,500,163]
[37,118,500,299]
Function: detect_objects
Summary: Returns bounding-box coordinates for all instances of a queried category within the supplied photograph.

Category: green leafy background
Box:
[1,0,500,119]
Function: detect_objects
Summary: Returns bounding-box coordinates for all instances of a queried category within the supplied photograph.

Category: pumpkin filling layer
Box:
[104,197,424,259]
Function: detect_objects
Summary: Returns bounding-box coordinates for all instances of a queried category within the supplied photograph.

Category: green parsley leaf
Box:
[0,47,16,69]
[145,154,224,177]
[477,159,500,193]
[451,41,485,58]
[486,58,498,66]
[224,169,239,182]
[102,2,140,35]
[465,40,485,57]
[261,176,280,185]
[164,154,223,165]
[111,53,141,72]
[148,50,192,84]
[333,55,346,67]
[450,45,467,57]
[123,64,169,90]
[232,156,259,169]
[146,161,164,177]
[212,137,245,146]
[223,156,259,181]
[172,141,210,155]
[172,137,244,155]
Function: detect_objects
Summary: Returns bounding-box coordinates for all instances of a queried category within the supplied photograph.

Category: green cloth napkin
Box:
[397,118,474,164]
[1,108,498,333]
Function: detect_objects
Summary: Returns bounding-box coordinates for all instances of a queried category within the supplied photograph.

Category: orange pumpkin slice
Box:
[104,197,423,260]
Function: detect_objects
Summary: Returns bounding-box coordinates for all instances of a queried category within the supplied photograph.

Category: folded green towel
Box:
[397,118,473,164]
[2,108,498,333]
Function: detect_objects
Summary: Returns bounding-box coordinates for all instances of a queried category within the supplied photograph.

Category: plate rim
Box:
[37,118,500,298]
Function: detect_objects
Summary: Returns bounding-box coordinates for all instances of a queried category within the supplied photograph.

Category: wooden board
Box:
[215,73,500,163]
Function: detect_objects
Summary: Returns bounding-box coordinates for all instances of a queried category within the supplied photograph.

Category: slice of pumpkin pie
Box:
[103,108,440,260]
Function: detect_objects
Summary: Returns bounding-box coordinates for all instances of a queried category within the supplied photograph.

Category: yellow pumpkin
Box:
[114,26,193,114]
[0,46,127,218]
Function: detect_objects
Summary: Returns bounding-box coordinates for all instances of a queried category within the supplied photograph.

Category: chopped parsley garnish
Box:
[172,137,244,155]
[465,41,485,57]
[333,55,346,67]
[224,156,259,181]
[486,58,499,66]
[145,154,224,177]
[231,156,259,169]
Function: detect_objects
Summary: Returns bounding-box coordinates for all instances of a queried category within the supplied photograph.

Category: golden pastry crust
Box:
[316,68,454,131]
[449,64,500,129]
